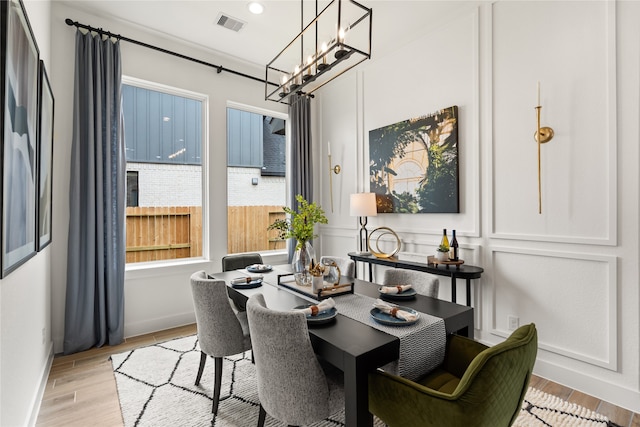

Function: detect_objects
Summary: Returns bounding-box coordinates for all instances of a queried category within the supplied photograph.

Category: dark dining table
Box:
[209,266,474,427]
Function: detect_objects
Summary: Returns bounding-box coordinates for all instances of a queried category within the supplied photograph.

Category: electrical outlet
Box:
[41,327,46,345]
[508,316,519,331]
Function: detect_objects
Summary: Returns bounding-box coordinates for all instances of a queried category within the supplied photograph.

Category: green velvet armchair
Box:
[369,323,538,427]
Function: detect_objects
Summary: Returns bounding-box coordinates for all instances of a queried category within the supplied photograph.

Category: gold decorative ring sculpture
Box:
[367,227,401,259]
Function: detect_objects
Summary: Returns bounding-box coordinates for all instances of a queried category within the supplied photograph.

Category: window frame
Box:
[123,76,210,271]
[226,100,289,257]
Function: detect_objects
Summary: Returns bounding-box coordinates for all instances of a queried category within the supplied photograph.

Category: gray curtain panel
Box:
[64,30,126,354]
[288,94,313,262]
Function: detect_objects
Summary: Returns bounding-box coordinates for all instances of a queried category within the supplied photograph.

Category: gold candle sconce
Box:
[328,142,341,213]
[535,82,554,214]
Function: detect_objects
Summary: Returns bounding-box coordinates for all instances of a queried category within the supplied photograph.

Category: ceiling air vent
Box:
[216,13,246,32]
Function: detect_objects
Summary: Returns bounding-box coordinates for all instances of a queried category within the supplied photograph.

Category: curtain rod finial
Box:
[65,18,75,26]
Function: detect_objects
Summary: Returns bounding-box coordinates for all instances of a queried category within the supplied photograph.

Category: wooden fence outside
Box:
[126,206,202,263]
[227,205,286,254]
[126,205,284,263]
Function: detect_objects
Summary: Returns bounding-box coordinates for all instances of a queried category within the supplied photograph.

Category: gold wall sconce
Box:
[535,81,555,214]
[328,142,341,212]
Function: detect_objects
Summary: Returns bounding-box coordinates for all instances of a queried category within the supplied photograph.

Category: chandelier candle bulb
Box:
[335,27,347,58]
[292,65,301,88]
[280,74,289,96]
[303,55,314,81]
[318,42,329,70]
[537,81,540,106]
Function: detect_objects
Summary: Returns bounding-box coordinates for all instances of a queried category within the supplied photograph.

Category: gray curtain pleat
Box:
[64,31,126,354]
[288,94,313,262]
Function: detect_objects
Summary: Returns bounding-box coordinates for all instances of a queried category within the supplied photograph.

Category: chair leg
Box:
[195,351,207,386]
[212,357,223,414]
[257,404,266,427]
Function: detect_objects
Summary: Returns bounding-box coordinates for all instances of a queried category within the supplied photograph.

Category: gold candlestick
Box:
[328,153,341,213]
[534,103,555,214]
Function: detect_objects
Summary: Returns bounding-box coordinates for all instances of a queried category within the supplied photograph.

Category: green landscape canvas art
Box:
[369,106,460,213]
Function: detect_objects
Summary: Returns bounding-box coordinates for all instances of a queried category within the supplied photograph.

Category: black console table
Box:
[348,252,484,307]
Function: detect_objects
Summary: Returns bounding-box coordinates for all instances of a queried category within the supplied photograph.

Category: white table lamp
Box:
[350,193,378,255]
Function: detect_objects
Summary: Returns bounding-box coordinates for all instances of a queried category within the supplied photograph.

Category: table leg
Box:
[451,275,457,304]
[368,264,373,282]
[466,279,471,307]
[343,355,374,427]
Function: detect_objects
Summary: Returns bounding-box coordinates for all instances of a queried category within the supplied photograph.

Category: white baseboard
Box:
[124,312,196,339]
[534,358,640,414]
[29,341,54,427]
[51,313,197,356]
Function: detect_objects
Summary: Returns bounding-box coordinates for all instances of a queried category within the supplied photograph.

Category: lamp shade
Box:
[350,193,378,217]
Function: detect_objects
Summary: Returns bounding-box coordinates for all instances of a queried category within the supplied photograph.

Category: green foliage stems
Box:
[267,194,328,250]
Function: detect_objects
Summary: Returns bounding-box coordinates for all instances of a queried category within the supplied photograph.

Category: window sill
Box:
[125,258,213,280]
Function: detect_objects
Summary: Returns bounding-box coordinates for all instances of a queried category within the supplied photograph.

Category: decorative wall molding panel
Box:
[489,1,617,246]
[489,247,617,370]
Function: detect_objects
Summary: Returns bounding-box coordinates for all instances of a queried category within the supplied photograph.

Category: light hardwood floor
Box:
[36,324,640,427]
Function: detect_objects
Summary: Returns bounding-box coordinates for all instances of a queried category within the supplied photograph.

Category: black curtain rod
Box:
[65,18,278,87]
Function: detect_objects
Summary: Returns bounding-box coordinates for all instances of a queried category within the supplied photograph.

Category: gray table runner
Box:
[333,293,445,381]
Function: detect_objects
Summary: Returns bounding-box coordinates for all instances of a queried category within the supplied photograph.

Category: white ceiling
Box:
[60,1,469,68]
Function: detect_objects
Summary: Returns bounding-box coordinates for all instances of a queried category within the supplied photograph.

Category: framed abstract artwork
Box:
[37,60,53,250]
[369,106,460,214]
[0,0,40,277]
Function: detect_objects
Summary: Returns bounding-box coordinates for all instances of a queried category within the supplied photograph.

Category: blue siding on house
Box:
[123,85,202,165]
[227,108,286,176]
[262,117,285,177]
[227,108,263,167]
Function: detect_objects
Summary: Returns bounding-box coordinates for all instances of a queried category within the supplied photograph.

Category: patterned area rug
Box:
[111,335,618,427]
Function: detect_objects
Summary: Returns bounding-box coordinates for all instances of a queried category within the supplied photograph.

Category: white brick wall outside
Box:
[127,163,202,207]
[127,164,285,207]
[227,167,286,206]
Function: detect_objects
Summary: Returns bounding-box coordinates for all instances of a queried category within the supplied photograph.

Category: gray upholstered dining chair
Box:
[382,269,440,298]
[222,253,263,272]
[320,255,355,278]
[189,270,252,414]
[246,294,344,426]
[222,253,263,311]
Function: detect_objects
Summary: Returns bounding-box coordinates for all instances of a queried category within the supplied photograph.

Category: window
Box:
[122,78,207,264]
[226,105,287,255]
[126,171,139,207]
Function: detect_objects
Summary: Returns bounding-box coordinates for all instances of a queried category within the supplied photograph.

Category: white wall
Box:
[316,0,640,414]
[0,2,53,426]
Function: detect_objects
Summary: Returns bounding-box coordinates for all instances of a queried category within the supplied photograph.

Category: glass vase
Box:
[292,241,316,286]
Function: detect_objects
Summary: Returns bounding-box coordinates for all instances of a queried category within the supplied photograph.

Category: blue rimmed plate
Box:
[370,307,420,326]
[293,304,338,325]
[379,287,417,300]
[231,279,263,289]
[247,264,273,273]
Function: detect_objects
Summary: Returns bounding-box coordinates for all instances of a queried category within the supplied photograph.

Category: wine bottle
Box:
[440,229,450,251]
[450,229,459,261]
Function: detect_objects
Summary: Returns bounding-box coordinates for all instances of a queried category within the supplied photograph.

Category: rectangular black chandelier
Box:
[265,0,372,103]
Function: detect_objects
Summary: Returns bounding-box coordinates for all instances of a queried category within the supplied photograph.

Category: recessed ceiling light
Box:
[248,2,264,15]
